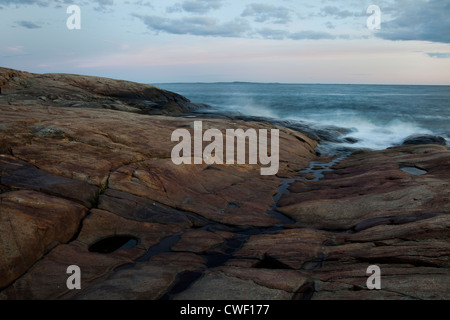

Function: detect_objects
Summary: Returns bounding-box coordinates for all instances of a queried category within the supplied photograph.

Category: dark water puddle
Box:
[267,177,297,225]
[203,233,250,268]
[299,153,350,181]
[255,254,292,269]
[158,231,254,300]
[89,236,138,254]
[401,166,428,176]
[135,232,184,262]
[268,153,351,224]
[159,271,204,300]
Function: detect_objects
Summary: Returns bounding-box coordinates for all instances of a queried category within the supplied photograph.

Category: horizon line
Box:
[152,81,450,86]
[4,67,449,86]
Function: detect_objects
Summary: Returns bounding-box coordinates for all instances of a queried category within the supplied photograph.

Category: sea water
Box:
[156,83,450,154]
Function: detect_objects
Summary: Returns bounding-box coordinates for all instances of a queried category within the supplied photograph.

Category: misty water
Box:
[156,82,450,154]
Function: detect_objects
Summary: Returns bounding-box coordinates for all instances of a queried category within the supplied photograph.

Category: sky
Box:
[0,0,449,84]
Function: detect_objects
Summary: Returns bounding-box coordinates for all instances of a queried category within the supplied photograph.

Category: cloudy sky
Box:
[1,0,449,84]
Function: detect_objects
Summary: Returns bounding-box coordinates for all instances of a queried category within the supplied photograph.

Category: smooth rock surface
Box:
[0,68,448,300]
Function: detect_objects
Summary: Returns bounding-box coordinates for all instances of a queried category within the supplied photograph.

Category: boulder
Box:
[402,134,447,146]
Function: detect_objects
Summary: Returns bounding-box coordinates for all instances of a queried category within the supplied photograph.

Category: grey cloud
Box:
[166,3,183,13]
[182,0,222,14]
[92,0,114,12]
[96,0,113,5]
[257,28,288,40]
[241,3,291,24]
[426,52,450,59]
[0,0,49,6]
[133,14,251,38]
[377,0,450,44]
[325,21,336,29]
[319,6,356,19]
[126,0,153,5]
[16,20,42,29]
[134,12,339,41]
[166,0,222,14]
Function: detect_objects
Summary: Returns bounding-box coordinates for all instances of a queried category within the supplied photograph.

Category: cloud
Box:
[134,12,340,41]
[319,6,358,19]
[166,3,182,13]
[16,20,42,29]
[256,28,288,40]
[182,0,221,14]
[166,0,222,14]
[134,8,342,41]
[0,0,114,9]
[0,0,49,6]
[426,52,450,59]
[92,0,114,12]
[241,3,291,24]
[133,14,251,38]
[127,0,153,6]
[325,21,336,29]
[377,0,450,44]
[95,0,113,5]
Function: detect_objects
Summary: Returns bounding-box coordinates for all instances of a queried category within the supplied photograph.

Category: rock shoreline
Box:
[0,68,449,300]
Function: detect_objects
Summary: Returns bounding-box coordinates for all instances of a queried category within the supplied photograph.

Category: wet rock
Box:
[278,145,450,230]
[344,137,359,144]
[402,134,447,146]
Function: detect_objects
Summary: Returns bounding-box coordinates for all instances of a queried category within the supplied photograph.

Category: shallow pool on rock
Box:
[89,236,138,254]
[401,167,428,176]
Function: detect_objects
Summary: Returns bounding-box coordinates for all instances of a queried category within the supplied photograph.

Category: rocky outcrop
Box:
[0,68,448,300]
[0,69,318,297]
[0,67,204,115]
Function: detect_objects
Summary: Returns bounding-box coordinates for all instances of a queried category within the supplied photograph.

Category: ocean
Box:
[155,83,450,155]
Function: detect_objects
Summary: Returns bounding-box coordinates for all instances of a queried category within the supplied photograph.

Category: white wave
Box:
[221,100,278,119]
[217,103,437,151]
[320,117,433,150]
